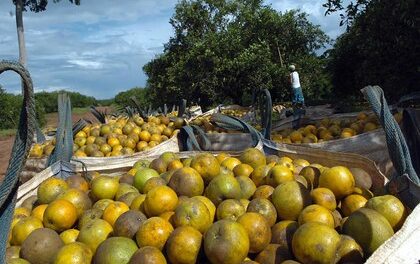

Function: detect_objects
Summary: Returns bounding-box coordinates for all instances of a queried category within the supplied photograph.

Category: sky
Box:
[0,0,345,99]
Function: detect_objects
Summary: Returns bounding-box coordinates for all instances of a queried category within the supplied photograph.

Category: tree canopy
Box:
[326,0,420,101]
[143,0,331,108]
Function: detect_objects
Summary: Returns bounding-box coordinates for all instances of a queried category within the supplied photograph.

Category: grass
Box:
[72,107,90,115]
[0,129,17,138]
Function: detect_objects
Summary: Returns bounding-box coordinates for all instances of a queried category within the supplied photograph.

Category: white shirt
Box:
[290,71,301,88]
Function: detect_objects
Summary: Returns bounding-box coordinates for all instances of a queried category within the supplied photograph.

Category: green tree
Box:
[326,0,420,101]
[114,87,151,108]
[144,0,331,108]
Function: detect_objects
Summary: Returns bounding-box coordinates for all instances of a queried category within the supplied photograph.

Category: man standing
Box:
[289,65,305,107]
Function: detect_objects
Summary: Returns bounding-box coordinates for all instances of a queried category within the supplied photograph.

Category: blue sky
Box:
[0,0,345,99]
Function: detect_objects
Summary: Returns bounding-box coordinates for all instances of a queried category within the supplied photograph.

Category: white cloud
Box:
[67,59,104,70]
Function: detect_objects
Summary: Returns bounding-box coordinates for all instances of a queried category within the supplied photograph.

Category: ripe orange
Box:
[292,222,341,264]
[136,217,174,250]
[319,166,355,199]
[139,131,151,142]
[253,185,274,200]
[128,246,167,264]
[58,188,92,218]
[341,194,368,216]
[77,219,113,254]
[173,198,212,234]
[31,204,48,221]
[247,198,277,227]
[11,216,43,246]
[298,204,335,228]
[37,177,69,204]
[166,226,202,264]
[65,175,89,192]
[91,176,119,200]
[233,163,254,177]
[143,186,178,217]
[237,212,271,253]
[204,220,249,264]
[43,199,78,232]
[310,187,337,211]
[221,157,241,171]
[14,207,31,217]
[102,201,130,227]
[53,242,93,264]
[130,194,146,212]
[59,229,80,244]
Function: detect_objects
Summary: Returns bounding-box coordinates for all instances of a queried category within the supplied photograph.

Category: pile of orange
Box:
[29,114,184,158]
[271,111,403,144]
[9,149,408,264]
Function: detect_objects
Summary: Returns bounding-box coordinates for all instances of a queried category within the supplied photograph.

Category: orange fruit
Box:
[272,181,311,221]
[173,198,212,233]
[319,166,355,199]
[77,219,113,254]
[190,153,221,182]
[204,220,249,264]
[298,204,335,228]
[239,148,266,169]
[192,196,216,223]
[128,246,167,264]
[130,194,146,212]
[168,167,204,197]
[136,141,148,151]
[247,198,277,227]
[221,157,241,171]
[65,175,89,192]
[92,199,114,211]
[166,226,202,264]
[233,163,254,177]
[139,131,151,142]
[292,222,341,264]
[43,199,78,232]
[167,160,183,171]
[144,186,178,217]
[11,216,43,246]
[250,165,273,187]
[341,194,368,216]
[93,237,138,264]
[53,242,93,264]
[14,207,31,217]
[335,235,364,264]
[142,177,167,194]
[342,208,394,255]
[216,153,230,163]
[31,204,48,221]
[133,168,160,193]
[255,243,293,264]
[107,137,120,148]
[216,199,245,221]
[136,217,174,250]
[271,220,298,250]
[365,195,407,231]
[252,185,274,200]
[237,212,271,253]
[236,176,257,200]
[58,188,92,218]
[266,165,294,187]
[59,229,79,244]
[310,187,337,211]
[91,176,119,200]
[37,177,69,204]
[102,201,130,227]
